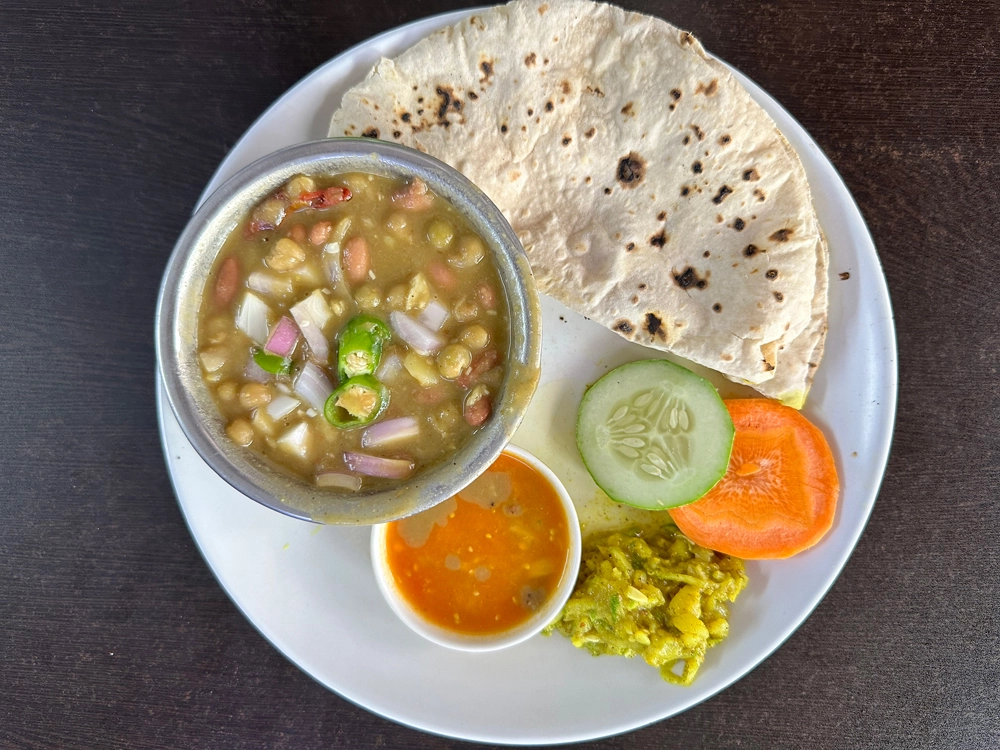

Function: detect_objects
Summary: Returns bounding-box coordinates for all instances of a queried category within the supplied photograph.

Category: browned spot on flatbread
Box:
[691,125,705,141]
[744,244,760,257]
[712,185,733,204]
[621,102,634,117]
[361,127,379,138]
[538,2,549,13]
[468,91,478,100]
[631,295,639,304]
[527,107,534,116]
[719,134,731,145]
[644,313,665,340]
[670,88,682,100]
[614,320,634,335]
[732,217,745,231]
[584,176,592,184]
[545,101,554,112]
[524,53,536,67]
[680,31,695,45]
[681,186,691,197]
[625,242,635,251]
[561,80,571,94]
[657,211,666,221]
[769,228,793,242]
[753,188,766,201]
[500,123,508,133]
[695,79,719,96]
[673,267,708,289]
[392,130,401,139]
[840,272,851,280]
[603,187,612,195]
[773,291,784,302]
[585,127,596,138]
[743,168,760,181]
[479,59,494,83]
[616,152,645,188]
[586,86,605,97]
[562,135,572,145]
[703,251,710,258]
[766,269,778,279]
[638,283,647,290]
[683,135,691,145]
[692,161,703,174]
[712,303,722,312]
[649,231,668,248]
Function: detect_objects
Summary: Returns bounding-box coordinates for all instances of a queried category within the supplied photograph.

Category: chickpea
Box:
[454,296,480,322]
[239,382,273,409]
[217,381,238,401]
[285,174,317,198]
[386,211,409,233]
[385,283,408,310]
[355,283,382,311]
[449,235,486,268]
[426,218,455,248]
[437,344,472,380]
[429,403,461,436]
[226,418,255,447]
[459,324,490,350]
[267,238,306,271]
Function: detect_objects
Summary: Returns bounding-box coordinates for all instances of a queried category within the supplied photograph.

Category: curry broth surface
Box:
[385,453,570,634]
[196,172,510,490]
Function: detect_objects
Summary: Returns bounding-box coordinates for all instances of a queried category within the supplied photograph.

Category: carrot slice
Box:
[668,399,839,559]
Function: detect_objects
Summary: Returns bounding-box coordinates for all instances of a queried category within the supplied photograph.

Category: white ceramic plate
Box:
[156,9,896,745]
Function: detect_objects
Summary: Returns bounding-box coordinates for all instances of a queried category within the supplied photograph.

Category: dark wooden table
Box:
[3,0,998,747]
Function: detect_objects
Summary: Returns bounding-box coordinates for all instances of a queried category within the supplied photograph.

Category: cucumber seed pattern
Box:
[596,386,694,481]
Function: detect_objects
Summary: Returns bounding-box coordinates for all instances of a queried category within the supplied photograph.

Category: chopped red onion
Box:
[389,311,445,355]
[244,356,271,383]
[315,472,362,491]
[236,292,272,345]
[362,417,419,448]
[294,361,334,412]
[375,352,403,382]
[418,299,449,332]
[265,394,300,420]
[343,451,415,479]
[290,290,331,363]
[264,316,300,357]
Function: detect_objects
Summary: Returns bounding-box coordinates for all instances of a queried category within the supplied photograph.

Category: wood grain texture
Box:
[1,0,998,747]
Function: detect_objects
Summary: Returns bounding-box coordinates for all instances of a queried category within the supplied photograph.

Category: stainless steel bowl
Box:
[156,139,541,525]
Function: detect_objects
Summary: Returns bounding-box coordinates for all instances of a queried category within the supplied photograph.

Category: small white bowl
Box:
[370,445,582,652]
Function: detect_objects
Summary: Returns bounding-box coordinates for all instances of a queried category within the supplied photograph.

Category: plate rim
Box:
[158,6,898,744]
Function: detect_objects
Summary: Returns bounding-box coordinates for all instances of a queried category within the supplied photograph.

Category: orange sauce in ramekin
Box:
[385,452,570,635]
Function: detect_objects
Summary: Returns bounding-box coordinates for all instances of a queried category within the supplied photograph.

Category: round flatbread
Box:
[330,0,827,405]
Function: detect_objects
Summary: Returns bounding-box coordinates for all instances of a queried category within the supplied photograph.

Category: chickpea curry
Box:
[197,172,509,490]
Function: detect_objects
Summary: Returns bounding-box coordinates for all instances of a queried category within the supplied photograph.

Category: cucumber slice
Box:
[576,359,734,509]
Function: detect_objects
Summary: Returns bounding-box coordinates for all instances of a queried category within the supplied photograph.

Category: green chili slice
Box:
[324,374,388,428]
[337,314,392,380]
[252,348,291,375]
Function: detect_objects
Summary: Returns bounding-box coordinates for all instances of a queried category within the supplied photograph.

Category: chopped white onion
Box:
[375,352,403,382]
[290,290,332,363]
[362,417,419,448]
[265,394,300,420]
[235,292,272,345]
[276,422,311,459]
[343,451,415,479]
[247,272,292,299]
[315,472,362,491]
[198,348,227,373]
[294,361,334,412]
[389,311,445,355]
[322,241,351,297]
[417,299,449,331]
